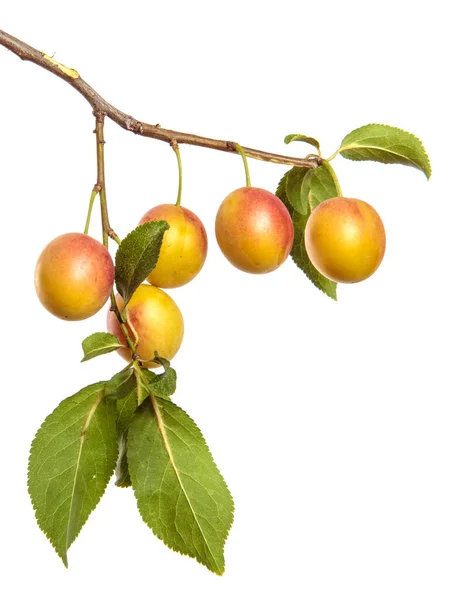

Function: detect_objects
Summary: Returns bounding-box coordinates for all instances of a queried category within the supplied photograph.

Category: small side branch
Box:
[0,29,321,170]
[94,115,119,246]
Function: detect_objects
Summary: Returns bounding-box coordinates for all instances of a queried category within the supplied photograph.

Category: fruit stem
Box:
[84,185,100,235]
[171,140,183,207]
[234,143,251,187]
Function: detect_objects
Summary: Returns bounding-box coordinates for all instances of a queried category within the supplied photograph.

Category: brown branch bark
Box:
[0,29,322,169]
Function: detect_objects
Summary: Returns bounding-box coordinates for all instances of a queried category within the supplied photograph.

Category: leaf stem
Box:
[234,143,251,187]
[84,186,100,235]
[110,290,137,356]
[126,319,140,348]
[323,146,347,163]
[171,140,183,207]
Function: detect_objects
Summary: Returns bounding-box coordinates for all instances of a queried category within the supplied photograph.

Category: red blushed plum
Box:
[139,204,208,288]
[107,284,184,367]
[215,186,294,274]
[304,197,386,283]
[35,233,115,320]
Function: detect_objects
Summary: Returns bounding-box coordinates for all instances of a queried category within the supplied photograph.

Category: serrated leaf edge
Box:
[27,382,117,567]
[339,123,432,178]
[115,221,169,306]
[284,133,321,152]
[81,335,125,362]
[315,160,343,199]
[131,395,234,575]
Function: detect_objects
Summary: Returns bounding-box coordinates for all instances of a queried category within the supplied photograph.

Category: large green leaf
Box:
[277,166,338,300]
[127,396,234,574]
[115,221,169,306]
[338,124,432,178]
[28,382,117,566]
[81,332,124,362]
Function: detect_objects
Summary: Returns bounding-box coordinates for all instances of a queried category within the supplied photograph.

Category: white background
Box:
[1,1,467,598]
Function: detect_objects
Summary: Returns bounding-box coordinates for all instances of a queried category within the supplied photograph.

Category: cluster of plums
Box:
[35,185,386,363]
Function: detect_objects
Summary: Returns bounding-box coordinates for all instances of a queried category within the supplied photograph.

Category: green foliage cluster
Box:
[28,123,430,573]
[28,223,234,574]
[277,124,431,299]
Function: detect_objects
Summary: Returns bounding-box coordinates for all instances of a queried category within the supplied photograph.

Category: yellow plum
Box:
[107,283,184,366]
[35,233,114,320]
[139,204,207,288]
[304,197,386,283]
[215,187,294,274]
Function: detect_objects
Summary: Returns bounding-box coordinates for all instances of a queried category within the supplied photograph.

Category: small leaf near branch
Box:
[28,382,117,566]
[127,396,234,574]
[81,332,124,362]
[284,133,320,153]
[338,124,432,178]
[115,221,169,306]
[140,352,177,399]
[149,350,171,371]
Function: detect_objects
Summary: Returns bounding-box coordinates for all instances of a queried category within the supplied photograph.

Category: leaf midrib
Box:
[339,143,423,169]
[149,393,221,573]
[64,388,104,566]
[85,342,123,357]
[118,223,168,304]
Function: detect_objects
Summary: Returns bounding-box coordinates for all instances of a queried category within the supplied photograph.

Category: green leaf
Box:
[115,383,139,437]
[115,434,132,488]
[28,382,117,566]
[106,367,137,402]
[277,169,338,300]
[81,332,124,362]
[338,124,432,178]
[127,396,234,574]
[286,167,315,215]
[308,159,343,207]
[140,353,177,399]
[143,349,171,370]
[115,221,169,306]
[114,373,140,488]
[284,133,320,153]
[144,367,177,400]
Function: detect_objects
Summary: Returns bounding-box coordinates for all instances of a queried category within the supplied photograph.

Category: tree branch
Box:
[0,29,321,170]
